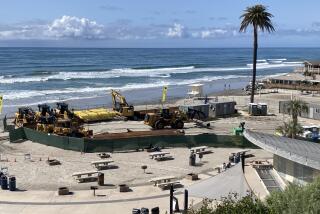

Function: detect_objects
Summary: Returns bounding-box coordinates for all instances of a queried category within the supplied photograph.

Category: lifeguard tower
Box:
[187,84,203,98]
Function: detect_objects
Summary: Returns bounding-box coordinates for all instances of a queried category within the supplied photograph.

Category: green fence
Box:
[10,128,85,152]
[9,127,26,142]
[9,127,257,153]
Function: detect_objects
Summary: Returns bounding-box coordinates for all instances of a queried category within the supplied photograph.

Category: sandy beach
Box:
[1,90,319,191]
[1,89,320,213]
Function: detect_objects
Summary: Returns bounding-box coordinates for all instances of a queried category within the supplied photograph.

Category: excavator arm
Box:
[111,90,129,111]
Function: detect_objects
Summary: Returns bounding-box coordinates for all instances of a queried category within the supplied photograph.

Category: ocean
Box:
[0,47,315,116]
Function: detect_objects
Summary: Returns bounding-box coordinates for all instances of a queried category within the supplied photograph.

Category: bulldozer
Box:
[14,107,37,128]
[55,102,74,119]
[53,118,93,138]
[53,103,93,137]
[111,90,135,119]
[144,108,184,129]
[36,104,56,133]
[36,103,93,137]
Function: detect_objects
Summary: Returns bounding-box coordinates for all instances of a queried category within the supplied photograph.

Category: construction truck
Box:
[144,108,184,129]
[14,107,37,128]
[111,90,135,119]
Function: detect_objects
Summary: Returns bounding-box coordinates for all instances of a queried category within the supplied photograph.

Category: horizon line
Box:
[0,46,320,49]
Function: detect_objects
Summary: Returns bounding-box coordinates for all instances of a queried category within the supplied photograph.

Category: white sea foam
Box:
[246,61,302,69]
[267,58,287,61]
[3,74,250,101]
[0,62,303,84]
[3,70,291,103]
[3,95,100,108]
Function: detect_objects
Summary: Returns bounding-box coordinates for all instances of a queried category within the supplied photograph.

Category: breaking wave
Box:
[0,61,303,84]
[3,72,288,102]
[3,74,249,100]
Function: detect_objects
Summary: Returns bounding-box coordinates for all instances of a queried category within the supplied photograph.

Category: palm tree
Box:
[277,99,308,139]
[240,5,275,103]
[287,99,308,127]
[276,121,303,139]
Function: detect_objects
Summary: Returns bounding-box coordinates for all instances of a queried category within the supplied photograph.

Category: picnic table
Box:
[72,171,99,183]
[149,176,180,190]
[149,152,173,161]
[190,146,211,154]
[91,160,114,170]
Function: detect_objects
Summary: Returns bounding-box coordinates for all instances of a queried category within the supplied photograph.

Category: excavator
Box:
[111,90,135,119]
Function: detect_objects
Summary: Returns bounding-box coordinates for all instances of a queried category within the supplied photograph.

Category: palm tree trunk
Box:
[250,26,258,103]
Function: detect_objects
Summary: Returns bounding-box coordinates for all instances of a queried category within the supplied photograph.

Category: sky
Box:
[0,0,320,48]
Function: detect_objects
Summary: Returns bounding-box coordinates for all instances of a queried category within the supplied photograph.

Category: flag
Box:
[162,86,168,103]
[0,95,3,114]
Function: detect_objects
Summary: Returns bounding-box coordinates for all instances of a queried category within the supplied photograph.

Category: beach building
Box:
[265,60,320,91]
[303,60,320,74]
[244,130,320,185]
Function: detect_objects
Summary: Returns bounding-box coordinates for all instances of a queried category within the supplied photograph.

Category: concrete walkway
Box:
[0,179,204,214]
[0,187,201,214]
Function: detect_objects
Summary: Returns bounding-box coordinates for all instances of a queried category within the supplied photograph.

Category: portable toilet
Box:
[249,103,258,116]
[258,103,268,116]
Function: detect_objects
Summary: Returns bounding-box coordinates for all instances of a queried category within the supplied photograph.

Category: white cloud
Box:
[0,16,274,42]
[0,16,105,40]
[167,23,187,38]
[47,16,105,39]
[200,29,227,39]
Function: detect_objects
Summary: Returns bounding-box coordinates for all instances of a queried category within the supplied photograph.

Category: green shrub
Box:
[189,178,320,214]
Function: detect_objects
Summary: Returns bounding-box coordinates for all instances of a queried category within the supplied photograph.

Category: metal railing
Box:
[265,83,320,91]
[244,131,320,171]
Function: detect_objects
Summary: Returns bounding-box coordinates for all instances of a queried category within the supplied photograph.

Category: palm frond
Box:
[239,4,275,33]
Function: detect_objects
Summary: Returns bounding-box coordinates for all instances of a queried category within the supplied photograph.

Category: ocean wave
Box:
[3,95,101,108]
[246,61,302,69]
[3,71,290,102]
[0,62,303,84]
[3,74,249,101]
[3,87,114,100]
[267,58,287,61]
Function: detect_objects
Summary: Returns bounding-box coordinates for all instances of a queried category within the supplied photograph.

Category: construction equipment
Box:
[55,102,74,119]
[186,108,206,120]
[36,104,56,133]
[144,108,184,129]
[53,118,93,137]
[14,103,92,138]
[53,103,93,137]
[36,103,92,137]
[111,90,135,119]
[14,107,37,128]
